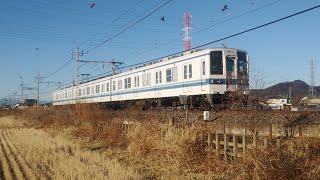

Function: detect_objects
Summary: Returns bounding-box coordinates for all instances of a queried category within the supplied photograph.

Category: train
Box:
[53,47,249,109]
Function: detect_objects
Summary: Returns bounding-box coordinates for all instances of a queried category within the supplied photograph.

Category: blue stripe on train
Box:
[54,78,244,103]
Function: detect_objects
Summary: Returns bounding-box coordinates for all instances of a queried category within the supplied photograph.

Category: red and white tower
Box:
[183,12,192,51]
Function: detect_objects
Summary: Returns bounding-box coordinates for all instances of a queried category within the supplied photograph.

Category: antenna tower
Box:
[183,12,191,51]
[308,58,315,98]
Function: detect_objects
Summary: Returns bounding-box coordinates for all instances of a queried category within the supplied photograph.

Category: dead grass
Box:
[12,106,320,179]
[0,116,140,180]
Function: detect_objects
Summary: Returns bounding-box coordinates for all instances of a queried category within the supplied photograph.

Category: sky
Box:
[0,0,320,102]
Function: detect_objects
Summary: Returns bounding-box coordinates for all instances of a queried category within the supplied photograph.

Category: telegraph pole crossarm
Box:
[75,47,123,116]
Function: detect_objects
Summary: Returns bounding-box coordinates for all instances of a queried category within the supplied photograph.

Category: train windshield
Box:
[210,51,223,74]
[237,51,248,76]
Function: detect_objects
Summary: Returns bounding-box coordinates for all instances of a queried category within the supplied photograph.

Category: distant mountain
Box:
[250,80,320,103]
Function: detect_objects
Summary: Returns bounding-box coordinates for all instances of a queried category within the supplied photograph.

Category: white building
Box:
[266,98,291,110]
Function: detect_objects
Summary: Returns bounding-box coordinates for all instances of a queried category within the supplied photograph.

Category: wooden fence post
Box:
[207,132,212,150]
[253,134,257,148]
[224,133,229,160]
[215,132,220,158]
[233,134,238,159]
[242,134,246,154]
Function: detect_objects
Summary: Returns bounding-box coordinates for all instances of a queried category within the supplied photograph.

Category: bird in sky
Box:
[35,48,40,51]
[90,2,96,8]
[160,16,165,22]
[221,5,229,12]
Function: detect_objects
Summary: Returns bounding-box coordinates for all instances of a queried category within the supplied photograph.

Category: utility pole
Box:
[35,72,60,108]
[77,59,123,102]
[35,71,45,108]
[19,76,24,105]
[74,47,123,116]
[75,48,88,113]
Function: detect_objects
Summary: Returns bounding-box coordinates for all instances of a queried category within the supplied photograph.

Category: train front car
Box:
[206,48,249,108]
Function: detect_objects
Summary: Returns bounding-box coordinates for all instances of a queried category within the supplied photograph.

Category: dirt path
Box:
[0,116,140,180]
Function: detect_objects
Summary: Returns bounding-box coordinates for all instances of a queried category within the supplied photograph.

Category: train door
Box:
[200,60,206,91]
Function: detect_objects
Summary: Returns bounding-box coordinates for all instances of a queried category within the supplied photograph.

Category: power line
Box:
[79,0,146,47]
[82,0,169,50]
[45,56,74,79]
[118,0,282,61]
[120,4,320,69]
[86,0,174,53]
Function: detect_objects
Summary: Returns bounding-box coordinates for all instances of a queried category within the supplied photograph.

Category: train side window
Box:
[83,88,85,96]
[183,65,187,79]
[86,87,90,95]
[112,81,116,91]
[125,77,131,89]
[189,64,192,78]
[184,64,192,79]
[128,78,131,88]
[167,67,178,82]
[96,84,100,94]
[159,71,162,83]
[202,61,206,76]
[166,68,172,82]
[155,71,162,84]
[91,86,95,94]
[210,51,223,74]
[118,80,122,90]
[106,82,109,92]
[101,84,105,93]
[79,89,82,96]
[134,76,140,87]
[142,73,151,86]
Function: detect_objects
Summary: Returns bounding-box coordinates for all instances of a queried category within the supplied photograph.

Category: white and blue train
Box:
[53,48,249,108]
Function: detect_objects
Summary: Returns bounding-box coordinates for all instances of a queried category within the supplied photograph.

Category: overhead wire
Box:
[79,0,147,47]
[119,0,282,60]
[82,0,171,50]
[45,57,74,79]
[86,0,174,53]
[120,4,320,69]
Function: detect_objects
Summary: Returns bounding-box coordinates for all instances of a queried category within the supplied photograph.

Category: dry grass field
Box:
[1,106,320,179]
[0,115,139,180]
